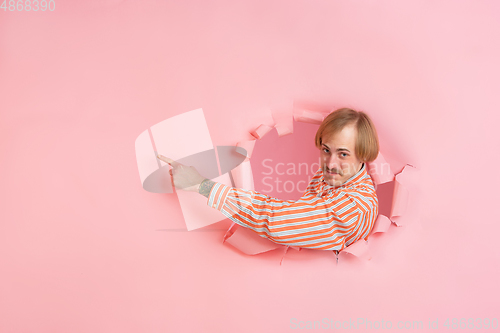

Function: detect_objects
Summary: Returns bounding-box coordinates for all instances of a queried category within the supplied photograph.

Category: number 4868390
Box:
[1,0,56,11]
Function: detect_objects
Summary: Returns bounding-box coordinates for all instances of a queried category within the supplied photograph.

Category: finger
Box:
[157,154,181,167]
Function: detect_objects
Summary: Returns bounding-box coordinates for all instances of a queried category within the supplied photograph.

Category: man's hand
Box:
[157,154,206,192]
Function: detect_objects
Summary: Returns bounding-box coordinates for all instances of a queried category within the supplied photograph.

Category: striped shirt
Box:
[207,163,379,250]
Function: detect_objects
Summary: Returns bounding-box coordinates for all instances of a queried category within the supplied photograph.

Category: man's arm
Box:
[156,154,377,250]
[206,182,356,250]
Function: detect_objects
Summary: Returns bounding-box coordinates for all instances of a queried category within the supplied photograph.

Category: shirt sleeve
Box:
[207,182,377,251]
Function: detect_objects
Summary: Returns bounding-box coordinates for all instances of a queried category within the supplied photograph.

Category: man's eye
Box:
[340,153,348,158]
[323,148,329,153]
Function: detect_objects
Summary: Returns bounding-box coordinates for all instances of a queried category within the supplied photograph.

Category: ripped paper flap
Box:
[293,108,327,124]
[371,214,392,234]
[251,124,273,140]
[271,107,294,136]
[367,152,394,185]
[230,159,254,190]
[236,140,256,159]
[340,239,369,257]
[224,226,283,255]
[390,165,417,226]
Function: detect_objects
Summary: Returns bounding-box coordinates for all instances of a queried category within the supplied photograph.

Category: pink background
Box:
[1,1,499,332]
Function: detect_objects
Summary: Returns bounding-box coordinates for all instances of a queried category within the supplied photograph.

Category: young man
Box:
[158,108,380,251]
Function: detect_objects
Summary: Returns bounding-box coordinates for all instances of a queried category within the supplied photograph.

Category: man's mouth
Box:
[326,168,342,176]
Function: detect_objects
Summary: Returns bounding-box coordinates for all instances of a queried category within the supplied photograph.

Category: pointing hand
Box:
[157,154,206,192]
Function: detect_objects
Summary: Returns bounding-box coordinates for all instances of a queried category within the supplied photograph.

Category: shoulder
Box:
[341,184,379,211]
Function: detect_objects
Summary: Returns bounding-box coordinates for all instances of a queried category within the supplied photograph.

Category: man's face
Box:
[320,124,363,187]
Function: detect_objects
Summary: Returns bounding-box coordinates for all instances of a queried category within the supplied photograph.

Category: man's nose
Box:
[324,154,340,169]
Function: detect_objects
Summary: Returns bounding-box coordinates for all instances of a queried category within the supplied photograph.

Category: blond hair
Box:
[315,108,379,162]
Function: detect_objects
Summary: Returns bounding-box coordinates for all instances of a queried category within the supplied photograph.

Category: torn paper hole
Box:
[225,104,419,263]
[136,106,419,262]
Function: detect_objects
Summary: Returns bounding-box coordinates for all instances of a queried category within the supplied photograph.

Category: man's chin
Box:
[325,174,347,186]
[324,179,340,187]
